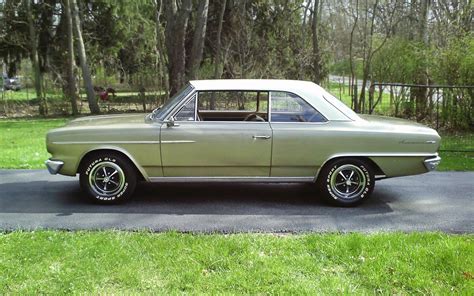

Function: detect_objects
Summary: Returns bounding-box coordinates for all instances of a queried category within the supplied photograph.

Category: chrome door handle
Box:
[252,135,271,140]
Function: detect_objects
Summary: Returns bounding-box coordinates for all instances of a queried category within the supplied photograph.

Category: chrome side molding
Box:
[149,176,314,183]
[400,140,437,144]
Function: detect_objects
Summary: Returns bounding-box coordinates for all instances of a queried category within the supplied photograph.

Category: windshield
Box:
[151,84,194,121]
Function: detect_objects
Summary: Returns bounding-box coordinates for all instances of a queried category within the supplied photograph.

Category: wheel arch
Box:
[315,155,386,182]
[77,146,149,181]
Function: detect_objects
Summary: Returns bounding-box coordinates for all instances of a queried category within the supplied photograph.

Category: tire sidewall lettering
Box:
[326,162,371,201]
[95,182,128,201]
[85,157,117,176]
[85,156,124,201]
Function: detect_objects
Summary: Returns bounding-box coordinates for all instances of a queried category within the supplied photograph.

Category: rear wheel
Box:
[317,158,375,207]
[79,152,137,204]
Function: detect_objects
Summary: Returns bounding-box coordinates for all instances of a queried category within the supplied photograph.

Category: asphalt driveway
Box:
[0,170,472,233]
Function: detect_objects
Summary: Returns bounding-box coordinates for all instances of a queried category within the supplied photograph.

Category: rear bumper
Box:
[424,155,441,171]
[45,159,64,175]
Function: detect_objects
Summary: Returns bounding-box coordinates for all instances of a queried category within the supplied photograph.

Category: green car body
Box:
[45,79,441,205]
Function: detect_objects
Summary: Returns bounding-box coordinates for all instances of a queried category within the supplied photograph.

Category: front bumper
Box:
[424,156,441,171]
[45,159,64,175]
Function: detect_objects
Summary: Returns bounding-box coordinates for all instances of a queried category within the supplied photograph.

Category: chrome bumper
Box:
[45,159,64,175]
[424,156,441,171]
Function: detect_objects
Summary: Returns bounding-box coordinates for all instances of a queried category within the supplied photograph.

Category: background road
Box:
[0,170,472,233]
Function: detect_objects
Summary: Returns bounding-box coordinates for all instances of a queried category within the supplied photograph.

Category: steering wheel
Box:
[244,113,265,122]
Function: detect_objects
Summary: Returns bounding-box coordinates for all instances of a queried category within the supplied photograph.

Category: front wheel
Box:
[79,153,137,204]
[317,158,375,207]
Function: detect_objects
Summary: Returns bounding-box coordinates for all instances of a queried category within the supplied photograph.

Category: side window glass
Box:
[198,91,268,112]
[175,96,196,121]
[197,91,269,122]
[271,92,326,123]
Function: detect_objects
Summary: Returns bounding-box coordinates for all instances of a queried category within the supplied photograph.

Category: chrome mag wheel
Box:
[88,161,126,197]
[329,164,367,200]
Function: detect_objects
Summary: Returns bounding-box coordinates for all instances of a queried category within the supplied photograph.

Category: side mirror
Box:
[166,116,179,127]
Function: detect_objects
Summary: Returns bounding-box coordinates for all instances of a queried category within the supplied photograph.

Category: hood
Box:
[66,113,147,127]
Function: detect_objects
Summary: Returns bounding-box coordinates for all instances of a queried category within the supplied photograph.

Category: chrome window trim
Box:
[165,89,330,125]
[173,93,198,122]
[195,91,199,120]
[268,91,272,122]
[163,89,198,122]
[269,91,328,123]
[170,90,274,123]
[153,84,195,121]
[171,121,270,124]
[269,121,330,126]
[321,94,357,121]
[196,90,269,110]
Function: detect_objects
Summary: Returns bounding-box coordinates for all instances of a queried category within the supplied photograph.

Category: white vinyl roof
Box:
[190,79,359,121]
[190,79,315,92]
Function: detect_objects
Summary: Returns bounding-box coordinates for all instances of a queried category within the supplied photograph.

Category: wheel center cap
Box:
[346,180,351,186]
[104,177,110,183]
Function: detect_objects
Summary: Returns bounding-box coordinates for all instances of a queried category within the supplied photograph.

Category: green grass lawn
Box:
[1,88,164,101]
[0,118,68,169]
[438,134,474,171]
[327,83,394,114]
[0,231,472,294]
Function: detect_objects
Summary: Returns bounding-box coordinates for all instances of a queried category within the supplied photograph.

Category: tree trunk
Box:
[311,0,322,84]
[414,0,430,120]
[213,0,227,79]
[64,0,78,115]
[70,0,100,114]
[349,0,359,112]
[164,0,192,96]
[188,0,209,80]
[358,0,378,113]
[26,0,47,116]
[154,0,169,100]
[299,0,311,79]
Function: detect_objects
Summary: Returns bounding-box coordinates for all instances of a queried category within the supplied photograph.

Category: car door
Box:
[160,91,273,177]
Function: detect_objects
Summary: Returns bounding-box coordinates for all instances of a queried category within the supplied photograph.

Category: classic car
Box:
[45,79,441,206]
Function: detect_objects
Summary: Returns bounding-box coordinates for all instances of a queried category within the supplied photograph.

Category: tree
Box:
[70,0,100,114]
[64,0,78,115]
[0,0,29,78]
[213,0,227,79]
[311,0,323,84]
[26,0,47,115]
[358,0,379,113]
[188,0,209,80]
[349,0,360,111]
[164,0,192,95]
[154,0,168,98]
